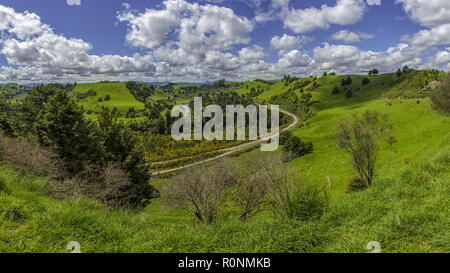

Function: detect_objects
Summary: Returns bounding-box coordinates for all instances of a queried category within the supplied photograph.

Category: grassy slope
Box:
[73,83,145,114]
[0,147,448,252]
[1,71,449,252]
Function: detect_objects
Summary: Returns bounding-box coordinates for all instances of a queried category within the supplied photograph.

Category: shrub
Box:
[282,135,313,162]
[332,87,340,95]
[104,94,111,101]
[431,72,450,113]
[362,78,370,85]
[335,110,394,187]
[49,162,141,208]
[279,130,293,145]
[161,159,237,224]
[0,133,66,179]
[346,176,367,193]
[341,76,352,86]
[345,90,353,98]
[262,155,327,221]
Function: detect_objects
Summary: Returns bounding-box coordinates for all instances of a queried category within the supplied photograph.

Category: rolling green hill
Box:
[72,82,145,115]
[0,70,449,253]
[0,83,32,101]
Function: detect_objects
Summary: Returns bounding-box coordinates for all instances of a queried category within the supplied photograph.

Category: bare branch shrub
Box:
[48,162,134,208]
[0,132,65,179]
[161,159,237,224]
[234,154,270,220]
[335,110,393,188]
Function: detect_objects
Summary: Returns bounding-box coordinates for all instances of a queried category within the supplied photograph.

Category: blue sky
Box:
[0,0,450,83]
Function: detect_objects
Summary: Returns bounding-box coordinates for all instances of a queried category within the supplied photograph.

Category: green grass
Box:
[0,147,448,252]
[1,70,449,253]
[73,83,145,114]
[291,98,450,199]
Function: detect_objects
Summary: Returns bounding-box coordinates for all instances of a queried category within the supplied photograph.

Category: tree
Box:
[403,65,410,74]
[104,94,111,101]
[34,89,101,175]
[322,72,328,77]
[335,110,393,188]
[341,76,352,86]
[279,130,293,145]
[282,135,313,162]
[369,69,379,76]
[362,78,370,85]
[396,69,403,78]
[96,106,154,206]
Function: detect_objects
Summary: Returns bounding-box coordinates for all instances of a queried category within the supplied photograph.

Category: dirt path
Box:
[150,108,299,178]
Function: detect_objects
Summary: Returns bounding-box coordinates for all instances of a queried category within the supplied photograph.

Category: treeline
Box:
[0,85,155,207]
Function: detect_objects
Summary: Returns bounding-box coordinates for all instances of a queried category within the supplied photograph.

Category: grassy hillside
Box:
[73,83,145,115]
[0,70,448,253]
[0,146,448,252]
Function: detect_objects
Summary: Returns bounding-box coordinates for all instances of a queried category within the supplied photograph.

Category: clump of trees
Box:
[282,134,313,162]
[2,86,155,208]
[368,69,379,76]
[335,110,394,191]
[75,89,97,100]
[341,76,352,87]
[431,72,450,113]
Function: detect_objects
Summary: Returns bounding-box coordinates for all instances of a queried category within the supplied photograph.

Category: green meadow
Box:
[0,70,449,253]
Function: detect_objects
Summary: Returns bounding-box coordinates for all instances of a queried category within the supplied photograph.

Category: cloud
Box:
[284,0,367,33]
[270,34,314,55]
[66,0,81,6]
[118,0,253,51]
[331,30,374,43]
[366,0,381,5]
[0,4,156,82]
[396,0,450,27]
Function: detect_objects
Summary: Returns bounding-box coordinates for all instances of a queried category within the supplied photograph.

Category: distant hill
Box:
[0,83,33,101]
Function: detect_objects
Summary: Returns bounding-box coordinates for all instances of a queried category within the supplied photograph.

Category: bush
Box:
[282,135,313,162]
[261,155,327,221]
[345,90,353,98]
[279,130,293,145]
[362,78,370,85]
[341,76,352,86]
[346,176,367,193]
[332,87,340,95]
[335,110,393,187]
[431,73,450,113]
[49,162,142,208]
[0,133,66,179]
[161,159,236,224]
[104,94,111,101]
